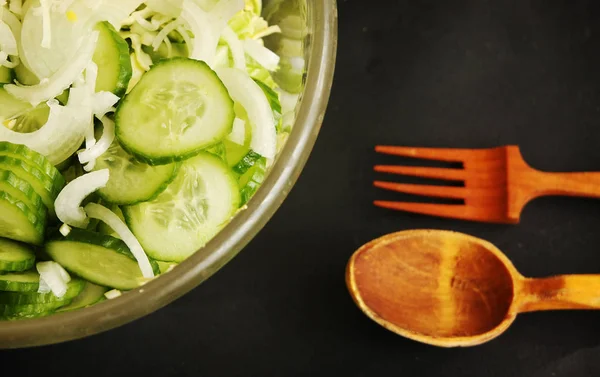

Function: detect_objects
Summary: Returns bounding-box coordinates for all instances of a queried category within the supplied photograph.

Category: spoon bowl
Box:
[346,230,600,347]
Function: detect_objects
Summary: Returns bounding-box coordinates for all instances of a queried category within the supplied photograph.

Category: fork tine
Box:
[373,181,466,199]
[375,145,471,162]
[373,201,511,223]
[374,165,466,181]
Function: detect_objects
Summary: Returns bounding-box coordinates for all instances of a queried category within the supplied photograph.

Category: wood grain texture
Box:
[346,230,600,347]
[374,145,600,224]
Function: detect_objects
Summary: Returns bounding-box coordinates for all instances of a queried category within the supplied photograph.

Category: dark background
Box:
[4,0,600,375]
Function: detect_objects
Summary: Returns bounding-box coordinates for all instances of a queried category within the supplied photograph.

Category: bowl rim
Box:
[0,0,338,349]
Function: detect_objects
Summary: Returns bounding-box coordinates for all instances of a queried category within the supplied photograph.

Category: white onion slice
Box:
[151,18,182,51]
[0,97,88,165]
[37,261,71,298]
[243,39,279,72]
[181,0,217,64]
[39,0,52,48]
[227,117,246,145]
[104,289,122,299]
[0,19,17,56]
[9,0,22,16]
[55,169,109,228]
[216,67,276,159]
[6,31,98,106]
[222,26,245,70]
[84,202,155,279]
[79,116,115,171]
[59,223,72,237]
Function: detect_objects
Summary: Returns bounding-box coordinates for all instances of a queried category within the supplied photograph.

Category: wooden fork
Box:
[374,145,600,224]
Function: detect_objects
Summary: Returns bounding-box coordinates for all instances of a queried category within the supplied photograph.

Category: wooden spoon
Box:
[346,229,600,347]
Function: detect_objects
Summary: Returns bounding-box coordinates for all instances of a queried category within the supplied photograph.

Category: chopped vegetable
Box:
[0,0,301,321]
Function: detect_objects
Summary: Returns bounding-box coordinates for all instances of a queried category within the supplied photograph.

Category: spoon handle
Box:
[518,275,600,312]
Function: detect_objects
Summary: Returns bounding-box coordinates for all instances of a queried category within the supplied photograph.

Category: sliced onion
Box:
[37,261,71,298]
[243,39,279,72]
[6,30,98,106]
[37,277,51,293]
[210,0,244,26]
[104,289,122,299]
[222,25,245,70]
[151,18,182,51]
[79,116,115,171]
[216,67,276,159]
[9,0,22,16]
[55,169,109,228]
[93,92,119,118]
[227,117,246,145]
[0,19,17,56]
[0,97,88,165]
[59,223,72,237]
[39,0,52,48]
[2,7,21,42]
[181,0,217,64]
[84,202,155,279]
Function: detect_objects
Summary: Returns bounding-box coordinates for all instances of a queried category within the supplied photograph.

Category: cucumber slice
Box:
[0,238,35,272]
[57,281,108,312]
[0,156,60,215]
[46,229,159,290]
[0,142,65,193]
[0,169,46,218]
[231,150,264,176]
[115,58,235,165]
[0,66,13,84]
[0,270,39,292]
[93,21,132,97]
[206,142,227,162]
[0,279,84,305]
[92,141,179,205]
[239,156,266,205]
[157,261,177,274]
[0,191,45,245]
[0,300,70,317]
[123,152,241,262]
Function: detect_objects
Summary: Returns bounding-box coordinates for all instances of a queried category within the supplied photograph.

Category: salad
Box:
[0,0,304,320]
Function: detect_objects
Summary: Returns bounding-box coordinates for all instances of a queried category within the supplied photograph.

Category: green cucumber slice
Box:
[0,279,84,305]
[157,261,177,274]
[0,191,45,245]
[46,229,159,290]
[0,238,36,272]
[239,156,266,205]
[92,141,179,205]
[123,152,241,262]
[231,150,264,176]
[115,58,235,165]
[0,270,39,292]
[57,281,108,312]
[0,66,13,84]
[0,156,60,215]
[93,21,132,97]
[0,300,70,317]
[0,169,46,218]
[0,142,65,193]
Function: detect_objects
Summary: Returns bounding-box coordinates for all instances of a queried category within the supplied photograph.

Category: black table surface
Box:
[4,1,600,376]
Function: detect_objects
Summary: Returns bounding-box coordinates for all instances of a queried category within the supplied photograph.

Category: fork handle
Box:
[529,171,600,198]
[518,275,600,312]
